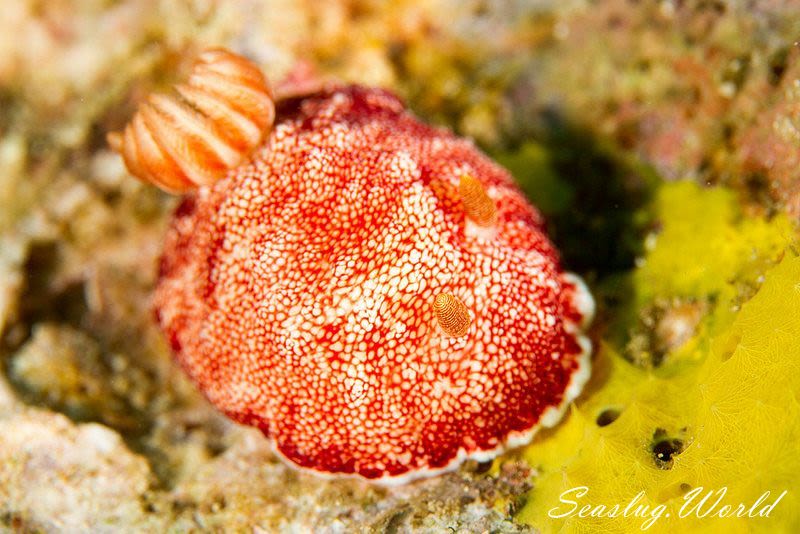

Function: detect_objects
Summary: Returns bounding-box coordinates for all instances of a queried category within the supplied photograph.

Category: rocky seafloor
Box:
[1,1,799,532]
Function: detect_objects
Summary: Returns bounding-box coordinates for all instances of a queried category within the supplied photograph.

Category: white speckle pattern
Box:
[154,85,594,482]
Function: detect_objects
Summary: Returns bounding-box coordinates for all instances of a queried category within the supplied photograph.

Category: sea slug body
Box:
[111,49,594,484]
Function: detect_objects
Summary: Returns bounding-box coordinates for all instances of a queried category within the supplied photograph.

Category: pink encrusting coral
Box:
[117,50,594,483]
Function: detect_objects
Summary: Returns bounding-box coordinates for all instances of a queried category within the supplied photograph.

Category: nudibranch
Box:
[109,48,595,483]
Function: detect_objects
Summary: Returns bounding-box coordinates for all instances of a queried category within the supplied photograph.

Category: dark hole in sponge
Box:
[651,428,687,469]
[596,408,622,427]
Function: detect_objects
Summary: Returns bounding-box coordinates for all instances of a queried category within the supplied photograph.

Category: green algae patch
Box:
[518,182,799,533]
[494,142,574,216]
[497,138,657,275]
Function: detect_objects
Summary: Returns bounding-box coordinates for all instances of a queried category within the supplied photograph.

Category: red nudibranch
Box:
[109,48,594,483]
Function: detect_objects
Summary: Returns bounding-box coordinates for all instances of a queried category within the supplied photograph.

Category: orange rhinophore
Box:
[459,173,497,226]
[433,292,471,337]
